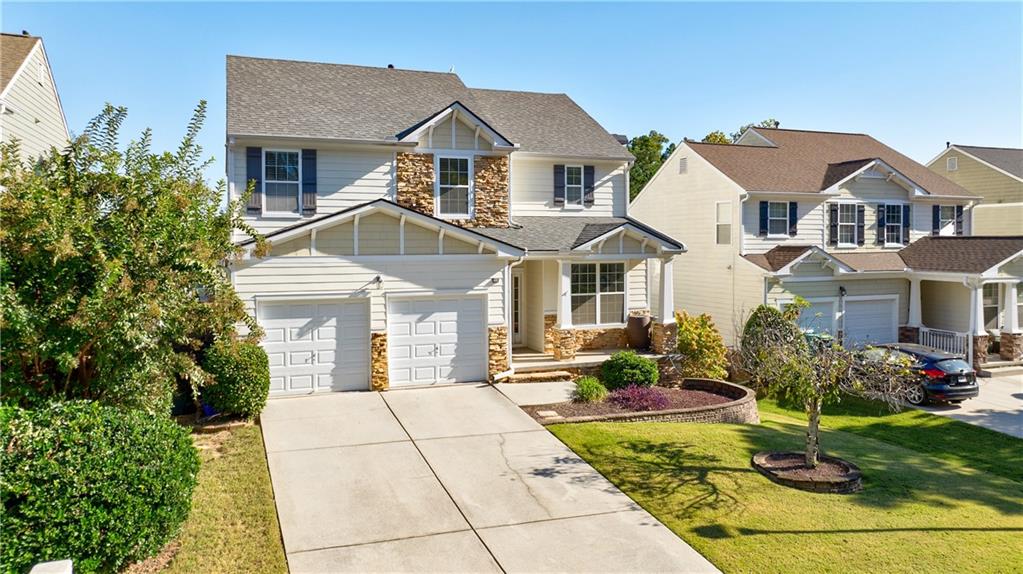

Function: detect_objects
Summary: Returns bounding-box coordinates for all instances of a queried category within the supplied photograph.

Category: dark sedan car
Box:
[868,343,978,405]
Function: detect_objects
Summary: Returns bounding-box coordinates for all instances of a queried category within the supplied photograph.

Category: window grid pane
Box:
[838,204,856,244]
[571,264,596,294]
[885,205,902,244]
[600,263,625,293]
[600,293,624,324]
[265,182,299,212]
[438,158,470,215]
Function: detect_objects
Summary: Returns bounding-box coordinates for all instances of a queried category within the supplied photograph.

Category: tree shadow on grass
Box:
[693,523,1023,540]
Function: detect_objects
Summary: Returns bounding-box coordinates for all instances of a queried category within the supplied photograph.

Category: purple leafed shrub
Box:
[608,385,670,411]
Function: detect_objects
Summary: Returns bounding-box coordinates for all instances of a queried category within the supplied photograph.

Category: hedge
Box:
[201,340,270,418]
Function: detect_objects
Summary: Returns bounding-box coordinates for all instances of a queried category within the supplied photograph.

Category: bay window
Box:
[570,262,626,325]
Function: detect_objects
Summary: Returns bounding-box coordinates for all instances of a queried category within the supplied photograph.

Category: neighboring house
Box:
[226,56,684,396]
[0,32,69,163]
[927,144,1023,236]
[631,127,1023,369]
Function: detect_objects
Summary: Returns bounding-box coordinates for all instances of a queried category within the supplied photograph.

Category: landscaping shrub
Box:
[573,376,608,403]
[601,350,659,390]
[201,339,270,418]
[609,385,670,411]
[1,402,200,574]
[673,311,729,380]
[740,304,809,390]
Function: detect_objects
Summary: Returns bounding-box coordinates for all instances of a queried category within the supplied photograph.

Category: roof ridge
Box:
[954,144,1023,152]
[0,32,39,39]
[685,140,771,148]
[753,127,869,137]
[469,86,566,97]
[226,54,460,78]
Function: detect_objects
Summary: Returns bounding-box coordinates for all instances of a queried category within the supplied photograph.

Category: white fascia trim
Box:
[523,252,672,261]
[927,146,1023,184]
[978,249,1023,278]
[511,151,635,162]
[773,246,855,276]
[228,133,417,148]
[571,222,686,253]
[399,102,513,148]
[822,158,928,197]
[746,190,835,200]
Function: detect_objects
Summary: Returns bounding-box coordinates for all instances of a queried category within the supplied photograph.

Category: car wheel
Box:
[906,385,927,406]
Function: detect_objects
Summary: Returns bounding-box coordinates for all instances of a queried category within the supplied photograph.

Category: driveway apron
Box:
[262,384,719,573]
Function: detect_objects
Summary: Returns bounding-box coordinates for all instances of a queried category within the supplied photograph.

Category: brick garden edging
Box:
[538,378,760,425]
[751,452,864,494]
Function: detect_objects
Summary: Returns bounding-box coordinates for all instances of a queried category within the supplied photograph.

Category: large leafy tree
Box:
[0,102,265,414]
[701,118,781,144]
[627,130,675,200]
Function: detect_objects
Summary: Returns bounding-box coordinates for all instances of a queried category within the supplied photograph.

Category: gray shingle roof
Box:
[954,145,1023,180]
[226,56,632,160]
[898,236,1023,273]
[1,33,39,92]
[475,216,682,252]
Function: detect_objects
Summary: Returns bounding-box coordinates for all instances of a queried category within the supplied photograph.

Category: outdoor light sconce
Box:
[490,277,500,284]
[372,275,382,288]
[839,286,847,297]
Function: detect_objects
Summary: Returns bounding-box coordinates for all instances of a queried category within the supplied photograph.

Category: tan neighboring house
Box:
[631,127,1023,370]
[226,56,685,397]
[0,32,69,163]
[927,144,1023,236]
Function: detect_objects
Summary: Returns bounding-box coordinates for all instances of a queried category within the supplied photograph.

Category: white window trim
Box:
[835,202,858,248]
[262,148,302,218]
[947,156,958,172]
[938,204,957,235]
[766,201,790,238]
[564,164,585,209]
[883,204,905,248]
[569,261,627,327]
[714,200,732,245]
[434,154,474,219]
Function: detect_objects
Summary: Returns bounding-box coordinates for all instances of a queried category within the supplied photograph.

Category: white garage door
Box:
[260,300,370,395]
[843,298,898,348]
[795,301,836,335]
[387,296,487,387]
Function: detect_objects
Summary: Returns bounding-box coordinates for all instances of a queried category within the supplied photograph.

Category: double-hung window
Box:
[264,150,300,214]
[983,284,1000,330]
[837,204,857,245]
[715,201,731,245]
[565,165,584,206]
[570,263,625,325]
[767,202,789,236]
[939,205,956,234]
[884,204,904,245]
[437,157,471,217]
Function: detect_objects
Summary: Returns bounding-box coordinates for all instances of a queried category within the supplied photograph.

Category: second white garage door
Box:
[387,296,488,387]
[843,298,898,348]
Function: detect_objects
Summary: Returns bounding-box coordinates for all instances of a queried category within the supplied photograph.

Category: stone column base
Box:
[898,326,920,344]
[370,332,389,391]
[554,329,577,361]
[488,326,509,380]
[1000,332,1023,362]
[543,314,558,355]
[650,322,678,354]
[972,334,990,370]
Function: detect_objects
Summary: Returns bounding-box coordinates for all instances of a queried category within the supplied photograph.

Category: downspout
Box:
[493,254,525,381]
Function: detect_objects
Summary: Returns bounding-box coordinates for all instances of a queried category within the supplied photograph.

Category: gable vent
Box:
[678,157,688,174]
[947,157,958,171]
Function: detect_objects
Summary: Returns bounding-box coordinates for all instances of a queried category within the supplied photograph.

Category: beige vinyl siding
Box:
[270,236,311,257]
[523,260,545,351]
[630,143,764,345]
[768,277,910,326]
[1,44,68,163]
[317,222,355,255]
[233,257,506,333]
[929,148,1023,205]
[358,213,400,254]
[627,259,648,311]
[973,203,1023,236]
[921,280,971,332]
[510,157,627,217]
[742,199,826,255]
[416,114,492,151]
[230,140,395,236]
[442,234,477,254]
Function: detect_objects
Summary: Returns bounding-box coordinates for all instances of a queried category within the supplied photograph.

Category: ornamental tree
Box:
[671,310,728,380]
[739,300,914,468]
[0,102,266,414]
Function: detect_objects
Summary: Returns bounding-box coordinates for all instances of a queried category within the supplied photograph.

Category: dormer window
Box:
[436,156,472,217]
[947,157,958,171]
[565,165,584,206]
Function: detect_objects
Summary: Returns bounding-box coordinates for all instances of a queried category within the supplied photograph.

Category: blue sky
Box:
[5,2,1021,182]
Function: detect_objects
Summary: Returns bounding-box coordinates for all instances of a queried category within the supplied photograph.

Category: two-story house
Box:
[0,32,69,164]
[226,56,684,396]
[631,128,1023,369]
[927,144,1023,236]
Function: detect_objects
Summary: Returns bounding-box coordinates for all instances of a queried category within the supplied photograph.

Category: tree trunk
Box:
[805,399,822,468]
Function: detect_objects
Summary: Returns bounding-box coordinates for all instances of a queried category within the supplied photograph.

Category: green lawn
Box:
[163,424,287,574]
[550,410,1023,574]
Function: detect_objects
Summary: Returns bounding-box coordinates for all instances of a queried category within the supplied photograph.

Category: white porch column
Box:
[1004,281,1020,333]
[908,277,922,328]
[659,256,674,323]
[972,283,988,336]
[557,260,572,328]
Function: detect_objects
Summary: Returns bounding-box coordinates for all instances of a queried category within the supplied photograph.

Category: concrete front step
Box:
[979,364,1023,377]
[505,370,575,383]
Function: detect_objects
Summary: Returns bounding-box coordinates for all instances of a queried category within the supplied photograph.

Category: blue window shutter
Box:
[856,204,866,246]
[245,147,262,213]
[759,201,768,237]
[301,149,317,215]
[901,204,911,243]
[583,165,595,206]
[932,205,941,235]
[788,202,798,237]
[553,165,565,206]
[876,204,886,245]
[828,203,838,245]
[955,205,964,235]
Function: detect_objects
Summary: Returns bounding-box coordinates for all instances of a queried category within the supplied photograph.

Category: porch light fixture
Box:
[839,286,847,297]
[372,275,382,288]
[490,277,500,284]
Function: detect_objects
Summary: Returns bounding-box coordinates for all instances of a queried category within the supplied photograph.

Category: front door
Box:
[511,269,524,346]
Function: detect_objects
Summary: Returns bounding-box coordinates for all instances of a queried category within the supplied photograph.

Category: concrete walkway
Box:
[261,384,718,573]
[494,380,576,406]
[917,372,1023,438]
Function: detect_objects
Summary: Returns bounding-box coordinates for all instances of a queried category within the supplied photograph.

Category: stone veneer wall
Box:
[370,332,388,391]
[972,334,990,370]
[1000,332,1022,362]
[650,322,678,354]
[543,314,557,354]
[395,152,435,214]
[898,326,920,344]
[552,327,631,361]
[488,326,509,379]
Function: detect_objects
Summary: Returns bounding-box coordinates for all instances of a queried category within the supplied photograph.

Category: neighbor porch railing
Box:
[919,327,970,357]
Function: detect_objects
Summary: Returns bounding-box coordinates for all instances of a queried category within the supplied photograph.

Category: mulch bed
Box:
[755,452,851,481]
[522,387,730,420]
[751,451,863,494]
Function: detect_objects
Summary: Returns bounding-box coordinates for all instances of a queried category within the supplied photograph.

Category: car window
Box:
[935,359,972,373]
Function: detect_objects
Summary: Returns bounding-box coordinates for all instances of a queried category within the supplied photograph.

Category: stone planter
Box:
[751,452,863,494]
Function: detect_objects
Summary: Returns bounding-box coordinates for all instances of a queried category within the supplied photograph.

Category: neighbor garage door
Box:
[260,300,370,395]
[843,298,897,348]
[387,296,487,387]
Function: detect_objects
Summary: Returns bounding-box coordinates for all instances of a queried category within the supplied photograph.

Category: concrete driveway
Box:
[918,372,1023,438]
[261,384,718,573]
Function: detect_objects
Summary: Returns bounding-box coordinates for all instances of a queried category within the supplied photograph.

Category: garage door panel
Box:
[844,299,897,348]
[264,328,286,343]
[388,296,487,387]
